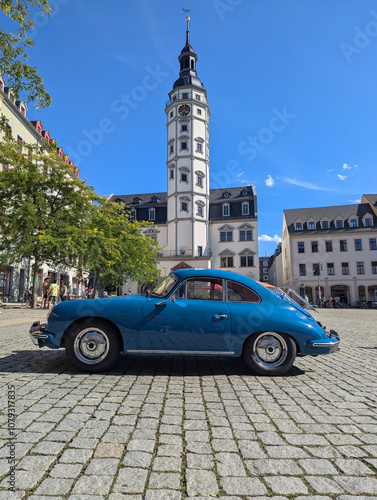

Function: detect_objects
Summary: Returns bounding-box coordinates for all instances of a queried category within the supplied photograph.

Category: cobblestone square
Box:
[0,307,376,498]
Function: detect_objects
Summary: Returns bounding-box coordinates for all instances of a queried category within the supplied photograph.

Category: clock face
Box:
[178,104,191,116]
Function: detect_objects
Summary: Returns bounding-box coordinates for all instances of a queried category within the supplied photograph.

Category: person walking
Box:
[41,278,50,309]
[48,280,59,309]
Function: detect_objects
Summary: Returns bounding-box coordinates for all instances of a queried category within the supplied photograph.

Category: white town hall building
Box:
[111,17,258,282]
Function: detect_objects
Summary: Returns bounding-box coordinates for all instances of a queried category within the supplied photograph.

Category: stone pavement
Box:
[0,307,376,499]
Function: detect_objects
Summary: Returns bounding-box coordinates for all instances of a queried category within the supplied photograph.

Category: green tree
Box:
[81,198,160,298]
[1,0,52,108]
[0,132,95,307]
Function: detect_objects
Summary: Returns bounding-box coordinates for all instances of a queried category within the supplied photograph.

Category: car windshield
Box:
[151,274,178,297]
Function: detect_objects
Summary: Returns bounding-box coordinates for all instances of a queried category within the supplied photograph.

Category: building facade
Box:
[0,75,81,302]
[280,194,377,306]
[111,18,258,284]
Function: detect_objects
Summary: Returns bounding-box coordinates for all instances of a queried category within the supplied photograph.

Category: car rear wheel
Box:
[242,331,296,376]
[65,320,120,372]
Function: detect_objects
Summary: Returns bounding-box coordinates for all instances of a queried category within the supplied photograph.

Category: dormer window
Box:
[222,203,230,217]
[10,93,15,103]
[21,106,25,116]
[295,222,302,231]
[336,219,343,229]
[308,222,315,230]
[242,202,249,215]
[223,192,230,199]
[133,197,140,204]
[322,220,329,229]
[350,219,358,228]
[365,218,372,227]
[242,190,248,196]
[151,197,158,203]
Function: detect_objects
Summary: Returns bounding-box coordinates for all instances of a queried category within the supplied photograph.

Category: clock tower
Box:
[164,15,211,267]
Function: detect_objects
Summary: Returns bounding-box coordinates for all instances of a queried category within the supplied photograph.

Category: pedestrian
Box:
[328,296,333,309]
[86,285,93,299]
[41,278,49,309]
[59,280,68,302]
[48,280,59,309]
[323,296,327,308]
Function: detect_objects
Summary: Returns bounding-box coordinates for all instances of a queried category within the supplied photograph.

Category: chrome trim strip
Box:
[127,349,235,355]
[311,341,339,347]
[30,332,49,339]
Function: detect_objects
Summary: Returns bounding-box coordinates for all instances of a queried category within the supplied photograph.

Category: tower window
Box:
[170,111,173,118]
[197,206,203,217]
[196,175,203,187]
[181,142,187,150]
[170,145,174,154]
[182,93,188,99]
[196,143,202,153]
[169,169,174,180]
[197,109,202,115]
[181,173,187,183]
[181,202,188,212]
[191,60,194,69]
[195,94,201,101]
[181,124,188,132]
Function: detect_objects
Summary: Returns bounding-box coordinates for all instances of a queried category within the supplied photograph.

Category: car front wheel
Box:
[65,320,120,372]
[242,331,296,376]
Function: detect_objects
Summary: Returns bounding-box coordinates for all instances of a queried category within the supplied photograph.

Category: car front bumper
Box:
[29,321,49,348]
[308,329,340,353]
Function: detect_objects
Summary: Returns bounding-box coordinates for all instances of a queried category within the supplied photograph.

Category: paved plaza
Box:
[0,307,376,499]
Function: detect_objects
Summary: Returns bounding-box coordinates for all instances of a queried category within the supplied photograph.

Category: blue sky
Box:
[4,0,377,256]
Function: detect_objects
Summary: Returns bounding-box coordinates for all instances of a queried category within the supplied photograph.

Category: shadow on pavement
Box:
[0,349,306,377]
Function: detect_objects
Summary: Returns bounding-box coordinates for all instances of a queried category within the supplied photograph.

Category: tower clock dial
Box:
[178,104,191,116]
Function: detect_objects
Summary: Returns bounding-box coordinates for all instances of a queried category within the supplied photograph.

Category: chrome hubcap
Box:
[253,332,288,367]
[73,328,109,365]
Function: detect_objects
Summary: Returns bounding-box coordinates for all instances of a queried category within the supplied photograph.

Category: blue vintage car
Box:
[29,269,339,375]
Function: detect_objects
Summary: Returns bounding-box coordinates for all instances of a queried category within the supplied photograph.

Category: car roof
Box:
[171,269,272,297]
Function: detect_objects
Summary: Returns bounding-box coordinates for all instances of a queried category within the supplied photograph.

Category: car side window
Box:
[226,281,260,303]
[174,278,223,300]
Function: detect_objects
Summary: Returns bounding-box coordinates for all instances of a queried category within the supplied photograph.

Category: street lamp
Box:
[318,264,323,308]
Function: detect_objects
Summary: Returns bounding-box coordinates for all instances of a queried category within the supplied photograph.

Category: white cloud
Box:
[284,178,327,191]
[342,163,352,170]
[348,199,361,204]
[265,174,275,188]
[337,174,347,181]
[236,171,245,178]
[327,169,334,172]
[258,234,282,243]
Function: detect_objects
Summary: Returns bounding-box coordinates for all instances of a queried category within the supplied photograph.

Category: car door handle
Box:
[213,314,227,320]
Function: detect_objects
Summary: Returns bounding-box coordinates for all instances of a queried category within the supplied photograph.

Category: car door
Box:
[137,277,231,352]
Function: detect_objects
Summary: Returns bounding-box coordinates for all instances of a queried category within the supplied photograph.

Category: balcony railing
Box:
[158,249,212,258]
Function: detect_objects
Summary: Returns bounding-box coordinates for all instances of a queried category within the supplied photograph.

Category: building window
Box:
[181,173,188,183]
[325,240,332,252]
[313,263,320,276]
[356,262,364,274]
[220,231,233,242]
[350,219,357,227]
[297,242,305,253]
[372,261,377,274]
[322,220,329,229]
[195,94,201,101]
[308,221,315,230]
[197,246,203,256]
[170,145,174,154]
[181,202,188,212]
[0,268,12,295]
[196,175,203,187]
[181,142,188,150]
[170,111,173,118]
[295,222,302,231]
[340,240,347,251]
[182,92,188,99]
[365,218,372,227]
[169,169,174,180]
[242,202,249,215]
[355,239,362,251]
[311,241,318,253]
[196,142,202,153]
[197,205,203,217]
[327,263,334,275]
[181,124,188,132]
[299,264,306,276]
[197,108,202,115]
[240,256,254,267]
[370,238,377,250]
[5,123,12,139]
[342,262,349,275]
[221,256,233,268]
[239,230,252,241]
[130,209,136,221]
[222,203,230,217]
[336,220,343,228]
[149,208,155,220]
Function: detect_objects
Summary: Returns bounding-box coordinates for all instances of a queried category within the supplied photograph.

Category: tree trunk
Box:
[32,253,40,309]
[93,269,100,299]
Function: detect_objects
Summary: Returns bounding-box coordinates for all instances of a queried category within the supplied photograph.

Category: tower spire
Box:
[183,9,191,45]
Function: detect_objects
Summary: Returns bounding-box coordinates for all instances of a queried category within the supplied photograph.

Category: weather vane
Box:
[183,8,191,38]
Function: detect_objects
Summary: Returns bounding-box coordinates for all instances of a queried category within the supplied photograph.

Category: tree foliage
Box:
[0,0,52,108]
[81,199,161,297]
[0,131,95,306]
